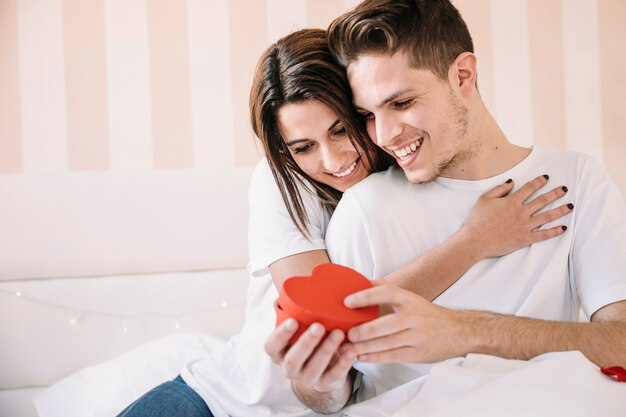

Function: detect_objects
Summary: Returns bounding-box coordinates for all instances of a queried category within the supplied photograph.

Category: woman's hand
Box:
[264,318,355,393]
[463,175,573,258]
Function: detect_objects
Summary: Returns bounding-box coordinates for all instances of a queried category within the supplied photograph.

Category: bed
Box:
[0,168,253,416]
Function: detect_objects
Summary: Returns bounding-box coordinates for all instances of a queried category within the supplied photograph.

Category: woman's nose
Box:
[320,145,347,173]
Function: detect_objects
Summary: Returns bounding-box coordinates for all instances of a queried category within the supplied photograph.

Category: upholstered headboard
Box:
[0,168,254,390]
[0,169,252,280]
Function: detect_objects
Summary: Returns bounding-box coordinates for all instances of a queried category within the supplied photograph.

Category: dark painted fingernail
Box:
[543,174,549,180]
[562,226,568,231]
[506,178,513,183]
[562,186,568,192]
[567,203,574,210]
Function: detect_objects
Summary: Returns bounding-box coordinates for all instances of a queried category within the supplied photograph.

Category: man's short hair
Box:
[328,0,474,80]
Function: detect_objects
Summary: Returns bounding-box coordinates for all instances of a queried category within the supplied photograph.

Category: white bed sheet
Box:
[343,351,626,417]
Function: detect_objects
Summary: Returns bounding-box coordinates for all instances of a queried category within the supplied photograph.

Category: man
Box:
[266,0,626,414]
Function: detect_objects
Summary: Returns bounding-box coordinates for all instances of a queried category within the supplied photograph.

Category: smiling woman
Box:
[277,100,371,192]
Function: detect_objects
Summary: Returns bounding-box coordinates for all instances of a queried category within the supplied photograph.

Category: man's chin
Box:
[403,167,436,184]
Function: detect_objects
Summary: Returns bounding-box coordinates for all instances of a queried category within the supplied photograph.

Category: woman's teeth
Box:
[332,160,358,178]
[393,138,423,159]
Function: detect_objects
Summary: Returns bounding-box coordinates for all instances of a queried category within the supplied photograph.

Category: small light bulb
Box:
[123,319,129,333]
[15,291,21,297]
[221,301,228,308]
[69,312,83,325]
[175,321,181,330]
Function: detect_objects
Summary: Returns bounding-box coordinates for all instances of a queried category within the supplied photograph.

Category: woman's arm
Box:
[268,250,355,413]
[268,250,330,290]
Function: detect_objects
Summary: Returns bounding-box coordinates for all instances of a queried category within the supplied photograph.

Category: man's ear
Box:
[449,52,477,95]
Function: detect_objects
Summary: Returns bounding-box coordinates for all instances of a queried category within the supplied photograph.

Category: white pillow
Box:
[33,333,226,417]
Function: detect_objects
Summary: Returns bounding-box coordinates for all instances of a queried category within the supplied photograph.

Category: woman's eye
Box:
[360,112,374,120]
[294,144,312,154]
[394,99,414,109]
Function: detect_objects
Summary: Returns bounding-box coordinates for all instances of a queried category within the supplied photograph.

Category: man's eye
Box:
[394,99,414,109]
[334,127,347,136]
[294,144,312,154]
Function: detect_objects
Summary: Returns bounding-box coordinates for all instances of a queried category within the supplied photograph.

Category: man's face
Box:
[347,51,470,183]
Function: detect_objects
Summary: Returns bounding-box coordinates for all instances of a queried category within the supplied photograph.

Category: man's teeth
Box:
[332,160,358,178]
[393,138,423,159]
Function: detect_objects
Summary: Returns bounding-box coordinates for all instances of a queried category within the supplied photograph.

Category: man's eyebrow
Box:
[285,119,341,146]
[353,88,415,113]
[378,88,414,107]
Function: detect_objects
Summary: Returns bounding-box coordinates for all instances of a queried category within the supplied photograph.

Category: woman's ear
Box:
[449,52,477,96]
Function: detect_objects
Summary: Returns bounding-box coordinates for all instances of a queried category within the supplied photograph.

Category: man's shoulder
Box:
[532,148,609,182]
[328,167,407,225]
[533,148,597,168]
[344,166,408,199]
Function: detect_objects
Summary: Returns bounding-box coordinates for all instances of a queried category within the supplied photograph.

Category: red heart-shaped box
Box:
[275,263,379,344]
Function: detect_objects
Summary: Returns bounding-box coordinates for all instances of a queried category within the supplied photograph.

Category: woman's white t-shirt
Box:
[181,159,331,417]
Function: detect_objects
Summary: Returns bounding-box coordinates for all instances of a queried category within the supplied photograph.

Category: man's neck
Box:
[441,104,531,181]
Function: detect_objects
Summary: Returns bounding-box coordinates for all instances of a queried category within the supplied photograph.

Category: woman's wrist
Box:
[454,225,489,263]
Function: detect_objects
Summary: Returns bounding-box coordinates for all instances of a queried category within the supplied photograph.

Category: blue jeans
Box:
[117,375,214,417]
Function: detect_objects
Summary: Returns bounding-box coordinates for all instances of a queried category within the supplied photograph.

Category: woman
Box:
[118,29,570,417]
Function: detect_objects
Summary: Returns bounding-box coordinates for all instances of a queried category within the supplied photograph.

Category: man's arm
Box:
[343,283,626,366]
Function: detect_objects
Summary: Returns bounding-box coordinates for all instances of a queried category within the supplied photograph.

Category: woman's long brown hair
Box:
[249,29,395,238]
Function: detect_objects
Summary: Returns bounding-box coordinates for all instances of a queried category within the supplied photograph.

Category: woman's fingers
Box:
[530,203,574,230]
[525,186,569,215]
[527,224,568,243]
[480,179,514,199]
[299,329,345,384]
[265,318,298,363]
[512,174,550,203]
[282,323,326,379]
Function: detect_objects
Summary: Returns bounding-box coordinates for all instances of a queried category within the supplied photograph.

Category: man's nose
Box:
[375,114,402,148]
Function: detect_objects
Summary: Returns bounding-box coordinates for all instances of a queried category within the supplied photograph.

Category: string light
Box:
[0,288,243,333]
[69,312,83,325]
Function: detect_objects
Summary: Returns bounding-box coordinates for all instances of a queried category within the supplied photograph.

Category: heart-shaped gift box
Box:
[275,263,379,343]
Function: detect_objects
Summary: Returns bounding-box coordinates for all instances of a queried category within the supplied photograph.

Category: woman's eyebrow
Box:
[285,119,341,146]
[285,138,309,147]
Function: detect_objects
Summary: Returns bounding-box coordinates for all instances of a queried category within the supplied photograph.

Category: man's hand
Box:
[343,281,626,368]
[264,317,356,413]
[342,281,470,363]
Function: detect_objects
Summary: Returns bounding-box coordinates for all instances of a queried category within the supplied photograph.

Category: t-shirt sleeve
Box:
[572,156,626,318]
[325,190,375,280]
[248,159,327,277]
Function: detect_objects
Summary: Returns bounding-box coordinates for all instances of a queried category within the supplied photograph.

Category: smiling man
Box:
[278,0,626,414]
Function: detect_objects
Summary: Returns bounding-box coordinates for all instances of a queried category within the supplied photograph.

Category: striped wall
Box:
[1,0,624,197]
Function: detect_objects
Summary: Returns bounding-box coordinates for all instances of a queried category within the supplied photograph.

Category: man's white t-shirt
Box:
[326,148,626,398]
[181,159,330,417]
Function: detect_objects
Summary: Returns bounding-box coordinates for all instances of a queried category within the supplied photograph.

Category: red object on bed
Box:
[275,263,379,344]
[601,366,626,382]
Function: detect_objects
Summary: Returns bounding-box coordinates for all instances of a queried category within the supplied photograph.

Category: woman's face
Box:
[277,100,372,192]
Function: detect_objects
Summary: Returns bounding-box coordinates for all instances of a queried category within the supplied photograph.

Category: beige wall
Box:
[0,0,624,198]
